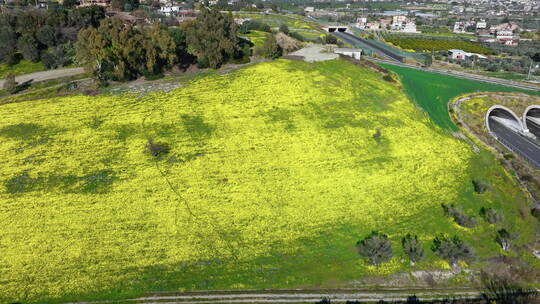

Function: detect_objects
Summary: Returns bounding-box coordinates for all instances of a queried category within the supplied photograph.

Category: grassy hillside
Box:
[0,59,537,303]
[381,64,540,131]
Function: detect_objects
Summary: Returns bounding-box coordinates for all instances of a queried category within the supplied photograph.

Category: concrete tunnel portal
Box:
[486,105,524,135]
[324,26,349,33]
[524,105,540,138]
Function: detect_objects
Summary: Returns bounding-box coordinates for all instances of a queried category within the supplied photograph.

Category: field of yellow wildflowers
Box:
[0,59,537,303]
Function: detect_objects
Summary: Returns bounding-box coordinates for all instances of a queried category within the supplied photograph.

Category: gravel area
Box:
[290,44,338,62]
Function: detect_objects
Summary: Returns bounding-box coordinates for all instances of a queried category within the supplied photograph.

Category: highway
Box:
[489,118,540,169]
[329,31,539,92]
[367,57,540,92]
[526,117,540,138]
[332,32,405,62]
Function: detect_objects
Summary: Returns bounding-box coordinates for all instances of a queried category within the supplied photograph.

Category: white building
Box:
[392,15,407,25]
[453,21,467,33]
[304,6,315,13]
[160,4,180,15]
[496,30,514,40]
[402,22,417,33]
[448,49,487,60]
[476,20,487,30]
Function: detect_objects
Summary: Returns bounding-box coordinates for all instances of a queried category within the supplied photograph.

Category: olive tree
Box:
[356,231,393,265]
[402,234,424,265]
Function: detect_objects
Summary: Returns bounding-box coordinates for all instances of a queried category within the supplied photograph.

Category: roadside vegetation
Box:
[1,59,538,304]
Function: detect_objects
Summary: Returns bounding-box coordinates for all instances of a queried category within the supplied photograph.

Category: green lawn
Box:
[0,59,538,304]
[0,60,46,78]
[381,64,540,131]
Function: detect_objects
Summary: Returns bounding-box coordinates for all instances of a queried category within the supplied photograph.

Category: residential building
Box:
[448,49,487,60]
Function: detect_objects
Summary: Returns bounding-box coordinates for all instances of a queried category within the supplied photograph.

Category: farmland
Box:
[234,12,318,30]
[0,59,538,303]
[385,37,492,55]
[380,64,540,131]
[241,30,268,47]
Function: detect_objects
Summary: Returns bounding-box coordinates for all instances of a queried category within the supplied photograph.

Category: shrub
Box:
[279,24,289,35]
[356,231,393,265]
[145,139,170,157]
[479,207,503,224]
[324,34,338,45]
[432,234,474,267]
[254,34,282,59]
[373,128,382,142]
[495,228,515,251]
[3,73,18,94]
[441,204,477,228]
[402,234,424,265]
[472,180,489,193]
[382,74,395,82]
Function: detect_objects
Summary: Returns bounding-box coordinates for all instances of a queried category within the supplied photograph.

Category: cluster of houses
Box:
[356,15,418,33]
[453,20,522,46]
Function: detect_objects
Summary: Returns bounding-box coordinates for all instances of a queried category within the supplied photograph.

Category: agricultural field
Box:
[234,12,317,30]
[0,59,538,304]
[291,30,322,41]
[241,30,268,47]
[385,37,492,55]
[0,60,46,78]
[381,64,540,131]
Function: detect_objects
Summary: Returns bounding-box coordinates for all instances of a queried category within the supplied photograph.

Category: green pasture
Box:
[0,60,46,78]
[381,64,540,131]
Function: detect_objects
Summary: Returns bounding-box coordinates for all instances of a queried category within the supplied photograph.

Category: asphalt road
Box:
[526,117,540,138]
[332,32,405,62]
[489,118,540,168]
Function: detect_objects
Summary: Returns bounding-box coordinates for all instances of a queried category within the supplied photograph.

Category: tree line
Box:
[0,6,106,68]
[356,180,516,268]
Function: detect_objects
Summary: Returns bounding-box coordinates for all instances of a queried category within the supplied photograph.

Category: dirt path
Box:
[66,288,486,304]
[0,67,85,87]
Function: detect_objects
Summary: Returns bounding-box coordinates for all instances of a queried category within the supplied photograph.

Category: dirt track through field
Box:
[0,67,85,87]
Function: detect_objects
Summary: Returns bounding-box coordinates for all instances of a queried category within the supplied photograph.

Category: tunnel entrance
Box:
[524,106,540,138]
[328,28,336,32]
[337,28,346,32]
[486,106,523,134]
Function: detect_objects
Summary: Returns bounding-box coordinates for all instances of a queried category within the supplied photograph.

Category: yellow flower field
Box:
[0,59,536,303]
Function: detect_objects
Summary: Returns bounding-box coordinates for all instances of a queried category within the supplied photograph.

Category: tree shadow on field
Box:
[4,170,117,195]
[181,114,215,141]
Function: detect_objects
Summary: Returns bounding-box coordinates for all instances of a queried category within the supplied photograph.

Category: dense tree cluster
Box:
[184,8,243,68]
[76,18,176,81]
[0,6,105,67]
[73,7,251,80]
